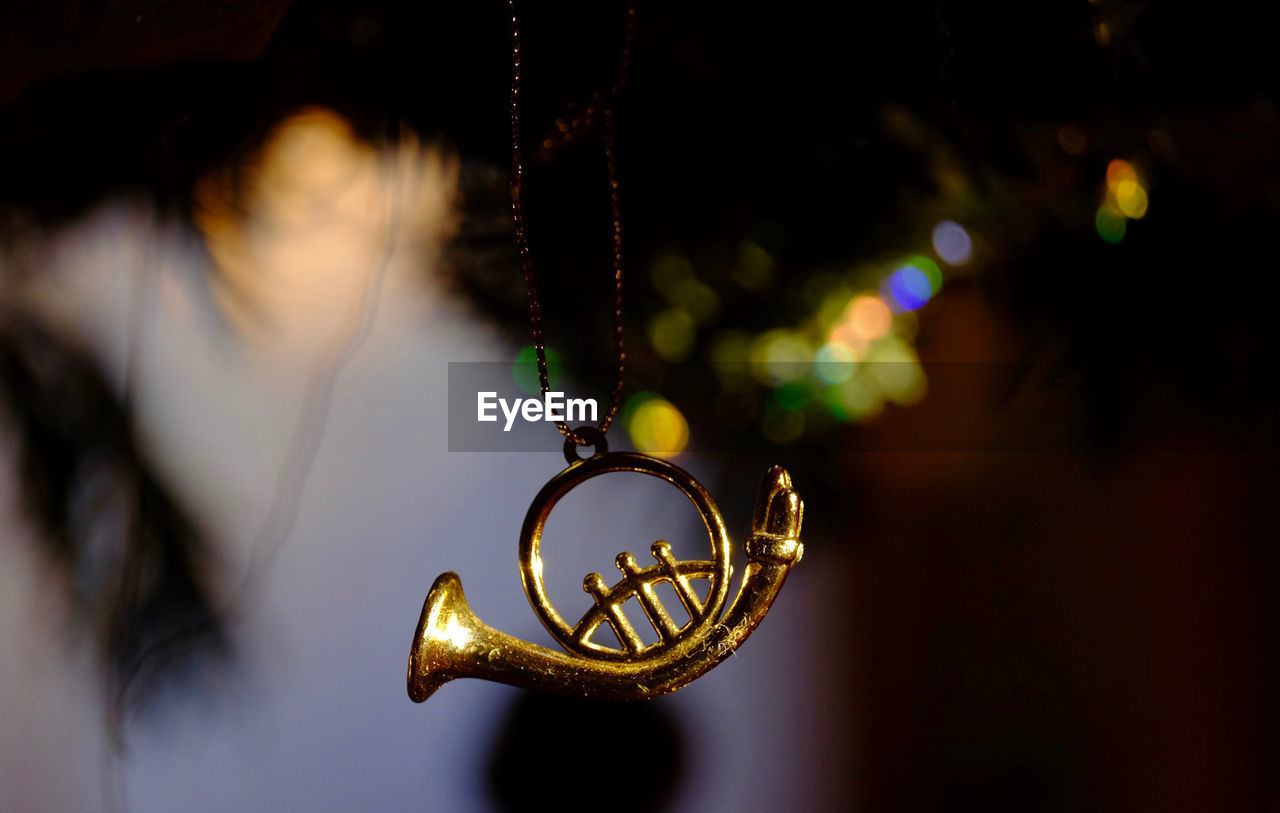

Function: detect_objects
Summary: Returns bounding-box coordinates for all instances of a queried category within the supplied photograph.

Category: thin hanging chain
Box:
[509,0,634,445]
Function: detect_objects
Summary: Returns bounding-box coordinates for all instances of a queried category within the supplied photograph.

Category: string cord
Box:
[508,0,635,444]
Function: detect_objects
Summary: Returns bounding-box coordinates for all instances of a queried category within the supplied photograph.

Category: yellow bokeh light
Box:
[628,398,690,457]
[844,295,893,340]
[650,253,693,296]
[1113,179,1149,218]
[751,330,812,385]
[817,286,854,330]
[734,241,775,290]
[837,375,885,420]
[669,278,722,324]
[709,330,753,390]
[710,330,752,363]
[649,308,696,361]
[865,336,927,405]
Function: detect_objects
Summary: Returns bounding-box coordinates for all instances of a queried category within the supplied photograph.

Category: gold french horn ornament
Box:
[407,434,804,702]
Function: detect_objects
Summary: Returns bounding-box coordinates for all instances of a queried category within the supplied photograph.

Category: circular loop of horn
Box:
[518,453,732,661]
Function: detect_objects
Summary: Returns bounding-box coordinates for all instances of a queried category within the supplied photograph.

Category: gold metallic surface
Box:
[407,458,803,702]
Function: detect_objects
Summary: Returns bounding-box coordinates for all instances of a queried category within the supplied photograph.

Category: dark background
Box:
[3,1,1279,810]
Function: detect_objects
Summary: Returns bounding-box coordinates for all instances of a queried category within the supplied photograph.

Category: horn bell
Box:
[407,572,474,702]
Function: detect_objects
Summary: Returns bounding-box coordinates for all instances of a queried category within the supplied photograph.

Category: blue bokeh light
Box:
[887,265,933,311]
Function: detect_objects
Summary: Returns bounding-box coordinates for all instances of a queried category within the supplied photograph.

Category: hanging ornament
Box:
[406,1,804,703]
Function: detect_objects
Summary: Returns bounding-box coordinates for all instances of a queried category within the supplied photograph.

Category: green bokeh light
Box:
[773,381,812,412]
[513,345,564,395]
[1095,205,1127,244]
[906,254,943,294]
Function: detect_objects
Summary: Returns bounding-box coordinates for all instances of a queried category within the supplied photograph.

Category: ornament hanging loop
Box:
[564,425,609,464]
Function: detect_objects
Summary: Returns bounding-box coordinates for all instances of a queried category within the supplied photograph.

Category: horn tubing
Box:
[407,532,800,703]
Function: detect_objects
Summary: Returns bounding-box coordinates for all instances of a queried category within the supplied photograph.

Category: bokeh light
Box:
[513,345,564,395]
[708,177,978,436]
[816,285,855,329]
[734,240,776,290]
[814,342,856,385]
[668,277,721,324]
[648,308,696,361]
[751,330,812,385]
[826,325,870,359]
[627,396,690,457]
[1106,158,1138,188]
[906,254,943,294]
[1095,204,1127,244]
[892,308,920,341]
[835,375,885,420]
[1113,180,1148,219]
[1098,158,1149,240]
[886,265,933,311]
[931,220,972,266]
[709,330,754,390]
[843,295,893,341]
[710,330,752,362]
[865,336,927,405]
[650,253,694,296]
[773,381,812,412]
